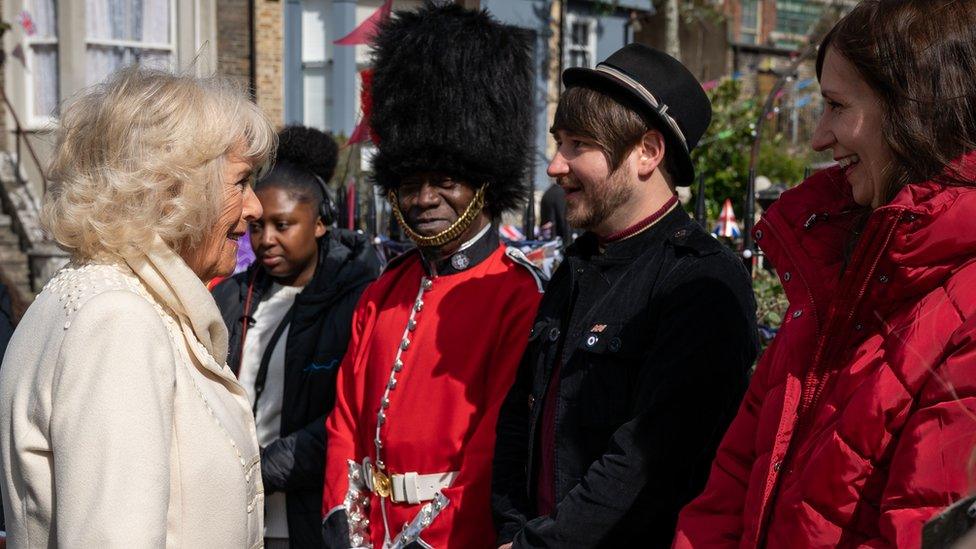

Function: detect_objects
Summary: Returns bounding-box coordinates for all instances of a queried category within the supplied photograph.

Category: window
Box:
[774,0,823,43]
[25,0,58,123]
[300,0,331,131]
[565,14,596,70]
[739,0,760,45]
[85,0,175,87]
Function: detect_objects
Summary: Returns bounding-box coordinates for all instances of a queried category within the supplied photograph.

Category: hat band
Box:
[594,64,688,151]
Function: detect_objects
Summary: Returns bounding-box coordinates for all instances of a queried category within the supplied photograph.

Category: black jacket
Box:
[922,494,976,549]
[213,229,381,548]
[539,184,571,243]
[492,207,758,548]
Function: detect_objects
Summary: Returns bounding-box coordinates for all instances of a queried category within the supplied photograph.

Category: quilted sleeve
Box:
[860,320,976,549]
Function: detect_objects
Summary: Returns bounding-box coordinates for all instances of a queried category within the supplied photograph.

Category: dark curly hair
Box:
[256,125,339,212]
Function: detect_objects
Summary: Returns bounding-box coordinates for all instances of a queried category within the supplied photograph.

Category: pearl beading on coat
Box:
[44,262,263,515]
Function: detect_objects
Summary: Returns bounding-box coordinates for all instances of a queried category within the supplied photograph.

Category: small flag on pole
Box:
[713,198,741,239]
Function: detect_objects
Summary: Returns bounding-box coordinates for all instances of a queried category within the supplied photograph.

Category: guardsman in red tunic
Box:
[321,4,543,548]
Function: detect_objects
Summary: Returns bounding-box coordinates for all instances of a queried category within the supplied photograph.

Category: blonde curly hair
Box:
[42,66,276,260]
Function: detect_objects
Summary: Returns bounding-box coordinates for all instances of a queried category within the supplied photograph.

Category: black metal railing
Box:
[0,84,48,195]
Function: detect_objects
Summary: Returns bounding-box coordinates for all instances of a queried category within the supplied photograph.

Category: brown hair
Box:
[552,85,674,181]
[817,0,976,203]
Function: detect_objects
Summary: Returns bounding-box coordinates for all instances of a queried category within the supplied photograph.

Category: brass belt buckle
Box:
[371,465,392,498]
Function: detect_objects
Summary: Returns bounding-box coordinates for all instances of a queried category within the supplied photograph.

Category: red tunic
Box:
[324,244,542,548]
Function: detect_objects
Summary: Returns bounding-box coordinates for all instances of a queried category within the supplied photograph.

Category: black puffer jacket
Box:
[213,229,381,548]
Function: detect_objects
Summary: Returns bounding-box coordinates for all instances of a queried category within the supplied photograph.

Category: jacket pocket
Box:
[573,323,642,429]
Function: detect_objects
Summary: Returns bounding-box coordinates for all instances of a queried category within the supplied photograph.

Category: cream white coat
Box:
[0,236,264,548]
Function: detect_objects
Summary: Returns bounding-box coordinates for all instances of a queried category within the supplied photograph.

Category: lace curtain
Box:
[30,0,58,119]
[86,0,172,87]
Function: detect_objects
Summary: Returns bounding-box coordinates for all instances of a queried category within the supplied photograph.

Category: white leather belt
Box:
[390,471,458,504]
[361,458,458,504]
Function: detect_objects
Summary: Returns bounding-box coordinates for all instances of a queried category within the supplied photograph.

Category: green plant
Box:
[689,79,811,219]
[752,267,789,352]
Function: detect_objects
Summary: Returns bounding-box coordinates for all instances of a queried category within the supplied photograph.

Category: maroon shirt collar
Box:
[598,194,679,245]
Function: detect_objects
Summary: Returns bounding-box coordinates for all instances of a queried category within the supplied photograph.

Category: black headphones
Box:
[312,174,338,226]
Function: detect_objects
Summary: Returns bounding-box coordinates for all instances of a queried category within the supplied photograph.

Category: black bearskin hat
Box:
[369,2,533,216]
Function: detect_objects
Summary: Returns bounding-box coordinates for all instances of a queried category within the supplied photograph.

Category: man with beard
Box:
[491,44,758,547]
[321,5,544,549]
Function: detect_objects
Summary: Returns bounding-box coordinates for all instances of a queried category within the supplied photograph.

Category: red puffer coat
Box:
[674,155,976,548]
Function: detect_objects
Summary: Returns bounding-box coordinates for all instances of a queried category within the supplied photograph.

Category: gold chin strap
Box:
[389,183,487,248]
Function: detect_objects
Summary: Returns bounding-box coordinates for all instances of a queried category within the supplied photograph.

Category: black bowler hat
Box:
[563,43,711,186]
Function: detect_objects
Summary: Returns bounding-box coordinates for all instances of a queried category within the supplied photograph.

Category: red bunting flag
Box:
[334,0,393,46]
[347,69,375,145]
[701,79,720,91]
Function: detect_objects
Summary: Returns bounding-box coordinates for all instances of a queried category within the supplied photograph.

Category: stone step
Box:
[0,247,27,265]
[7,272,31,286]
[0,231,21,245]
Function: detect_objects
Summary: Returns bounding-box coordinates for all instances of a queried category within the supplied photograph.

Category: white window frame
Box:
[739,0,762,45]
[299,0,331,132]
[564,13,597,70]
[21,0,59,128]
[13,0,214,130]
[83,0,179,86]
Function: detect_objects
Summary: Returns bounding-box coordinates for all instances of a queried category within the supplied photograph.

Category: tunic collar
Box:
[421,224,499,277]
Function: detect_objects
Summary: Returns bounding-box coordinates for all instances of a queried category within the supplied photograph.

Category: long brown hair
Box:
[817,0,976,203]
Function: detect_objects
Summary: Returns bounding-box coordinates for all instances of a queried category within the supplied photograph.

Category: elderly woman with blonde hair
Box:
[0,66,275,547]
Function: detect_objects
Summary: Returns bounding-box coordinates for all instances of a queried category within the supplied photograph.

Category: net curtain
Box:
[30,0,57,118]
[86,0,172,87]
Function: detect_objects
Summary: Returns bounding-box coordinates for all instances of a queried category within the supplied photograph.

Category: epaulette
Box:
[504,246,547,293]
[381,247,420,275]
[666,224,723,257]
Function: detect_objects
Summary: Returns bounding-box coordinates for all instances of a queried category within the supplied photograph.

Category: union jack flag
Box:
[713,198,741,239]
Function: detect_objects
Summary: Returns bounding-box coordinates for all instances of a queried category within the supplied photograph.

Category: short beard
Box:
[564,165,634,231]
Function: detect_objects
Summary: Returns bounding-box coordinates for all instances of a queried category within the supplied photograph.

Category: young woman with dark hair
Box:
[674,1,976,547]
[213,126,380,548]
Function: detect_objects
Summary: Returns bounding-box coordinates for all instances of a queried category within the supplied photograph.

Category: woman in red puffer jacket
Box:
[674,1,976,547]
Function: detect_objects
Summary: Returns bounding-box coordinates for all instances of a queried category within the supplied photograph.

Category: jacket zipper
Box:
[755,209,900,547]
[753,211,825,546]
[796,213,899,426]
